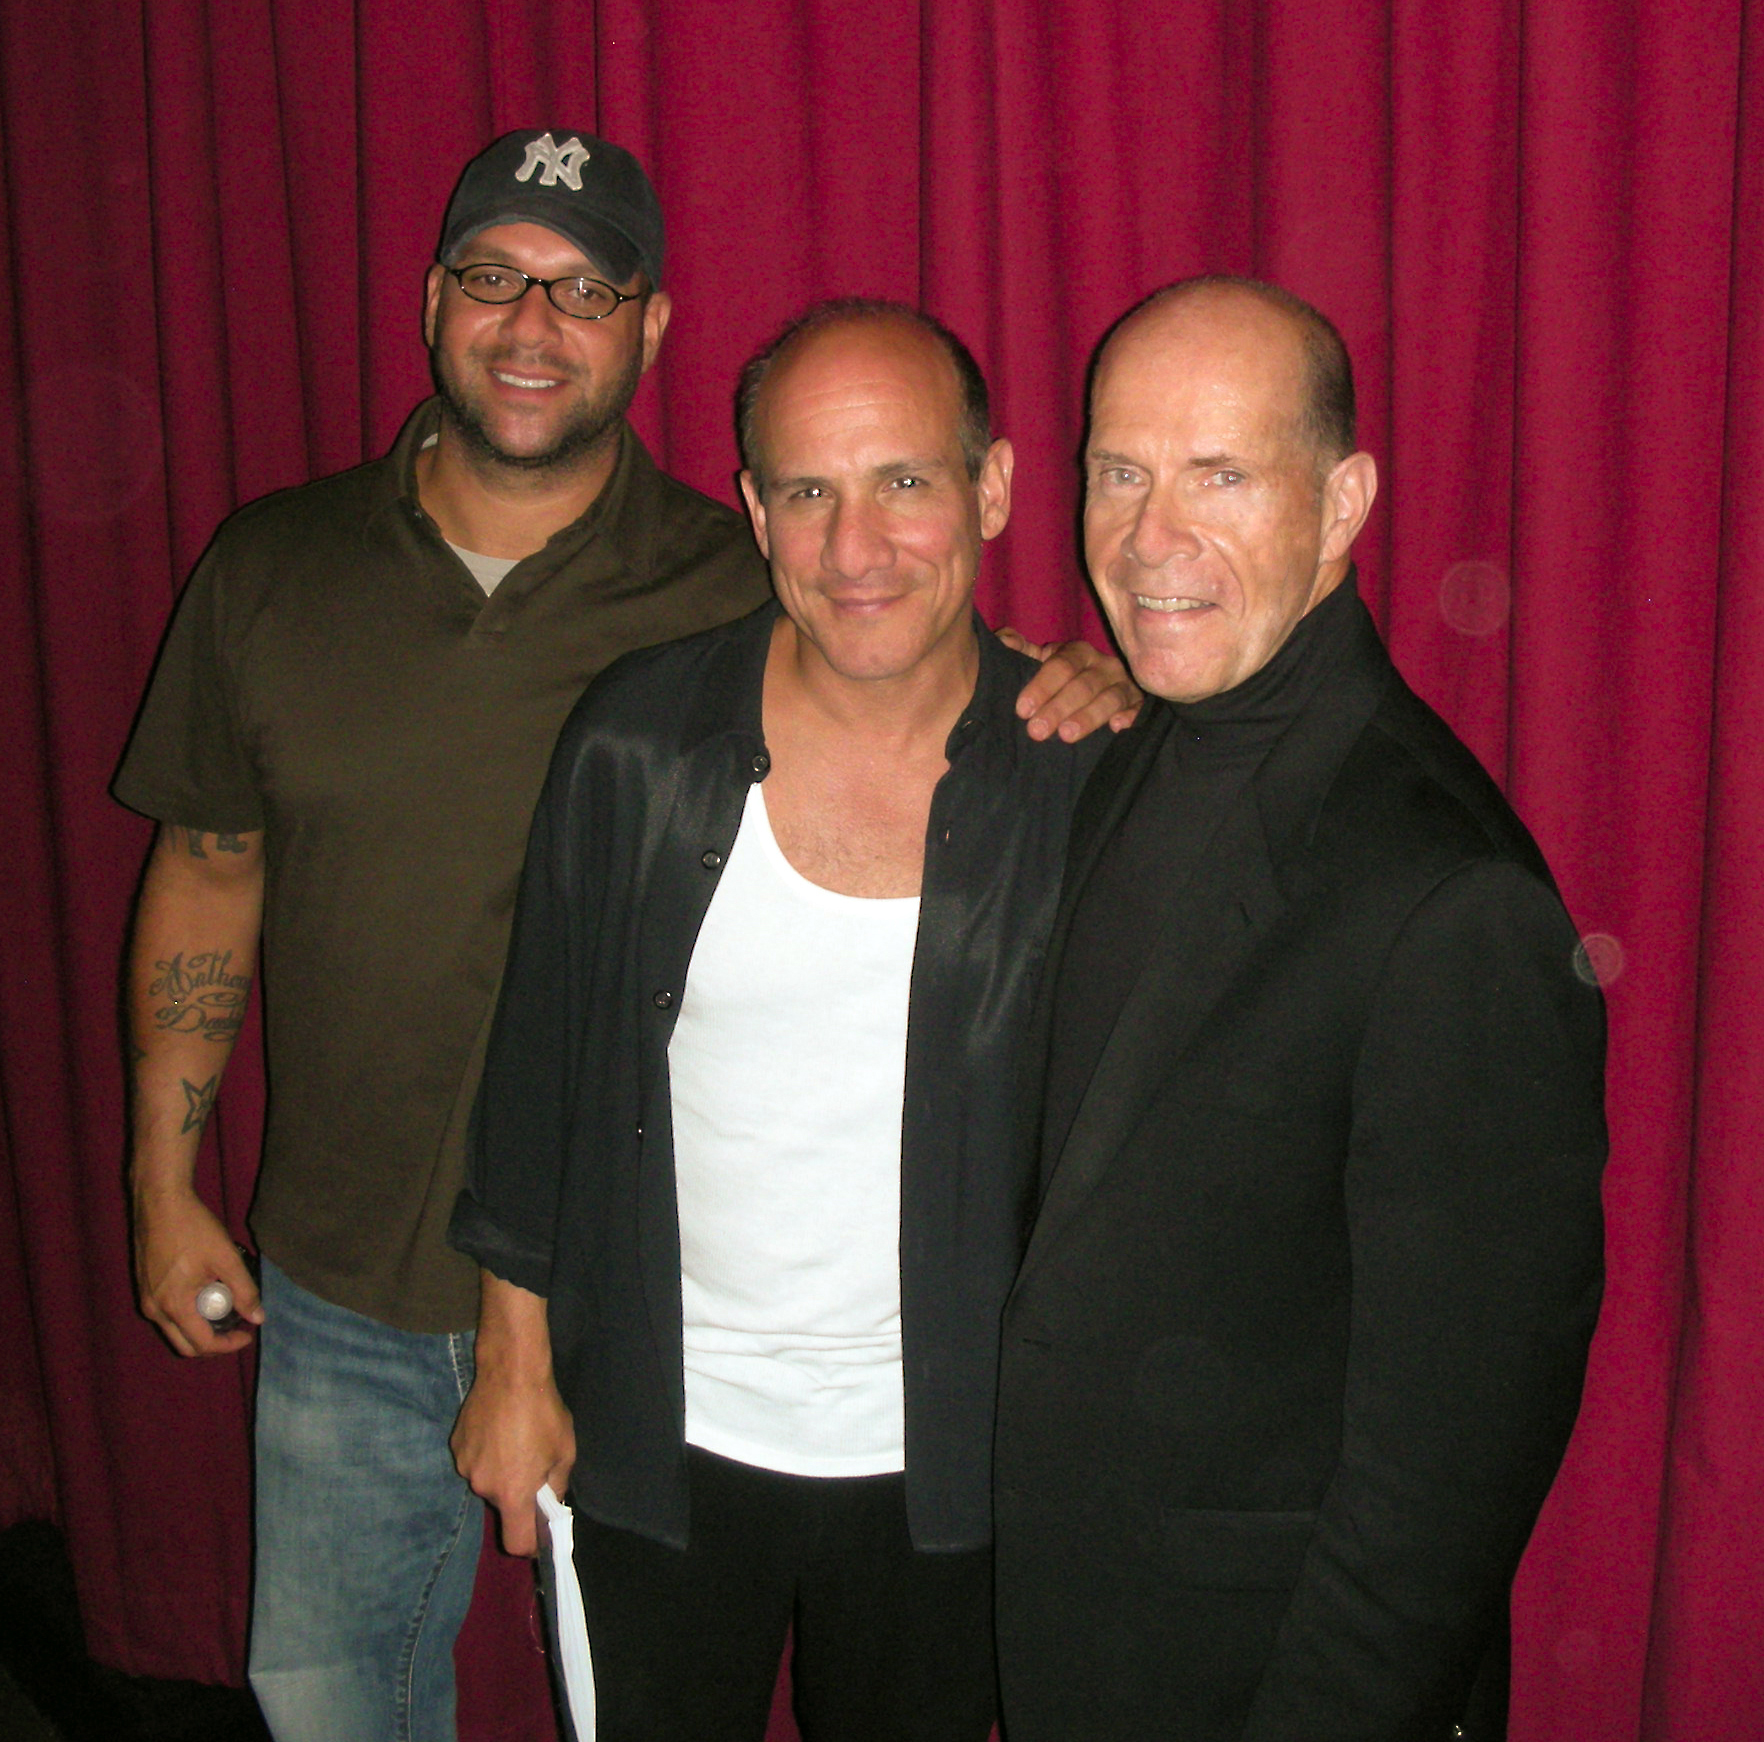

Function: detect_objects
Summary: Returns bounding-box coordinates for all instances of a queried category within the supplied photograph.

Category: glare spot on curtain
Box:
[1438,560,1511,637]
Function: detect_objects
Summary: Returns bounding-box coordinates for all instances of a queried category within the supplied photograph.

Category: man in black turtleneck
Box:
[994,279,1608,1742]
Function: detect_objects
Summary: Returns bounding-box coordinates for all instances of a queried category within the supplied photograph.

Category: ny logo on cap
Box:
[516,133,592,192]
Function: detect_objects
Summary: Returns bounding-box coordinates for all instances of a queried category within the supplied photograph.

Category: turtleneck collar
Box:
[1164,568,1363,767]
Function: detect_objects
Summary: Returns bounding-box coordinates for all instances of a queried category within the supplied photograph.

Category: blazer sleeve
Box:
[1242,856,1607,1740]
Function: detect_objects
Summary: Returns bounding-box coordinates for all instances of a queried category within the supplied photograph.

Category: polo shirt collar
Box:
[372,396,653,596]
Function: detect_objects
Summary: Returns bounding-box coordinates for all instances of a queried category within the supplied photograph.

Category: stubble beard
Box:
[432,338,644,481]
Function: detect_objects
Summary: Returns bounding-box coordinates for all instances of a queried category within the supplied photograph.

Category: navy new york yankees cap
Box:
[438,129,665,288]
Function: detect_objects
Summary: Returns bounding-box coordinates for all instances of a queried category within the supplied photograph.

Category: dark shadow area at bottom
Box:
[0,1520,270,1742]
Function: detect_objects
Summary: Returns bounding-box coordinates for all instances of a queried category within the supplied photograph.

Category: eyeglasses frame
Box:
[440,262,643,321]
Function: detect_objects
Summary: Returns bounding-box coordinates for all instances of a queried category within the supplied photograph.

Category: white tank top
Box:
[668,779,920,1476]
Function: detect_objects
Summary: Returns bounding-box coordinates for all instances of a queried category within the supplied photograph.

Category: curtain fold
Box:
[3,4,1757,1737]
[1639,5,1764,1732]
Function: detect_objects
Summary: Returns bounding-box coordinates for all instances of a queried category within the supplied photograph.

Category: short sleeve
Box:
[112,543,265,832]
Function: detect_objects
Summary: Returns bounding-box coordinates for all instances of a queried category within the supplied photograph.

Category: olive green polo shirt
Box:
[115,401,771,1330]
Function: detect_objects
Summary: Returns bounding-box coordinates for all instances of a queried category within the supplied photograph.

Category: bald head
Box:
[738,299,991,491]
[1099,277,1355,479]
[734,300,1014,694]
[1082,279,1377,704]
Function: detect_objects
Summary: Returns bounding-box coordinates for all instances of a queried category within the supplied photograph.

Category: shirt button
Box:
[652,989,674,1010]
[701,849,723,870]
[750,751,770,776]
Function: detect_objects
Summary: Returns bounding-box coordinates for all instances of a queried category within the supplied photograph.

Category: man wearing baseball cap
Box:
[114,130,1129,1740]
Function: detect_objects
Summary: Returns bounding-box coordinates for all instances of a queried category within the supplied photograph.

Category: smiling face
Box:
[422,221,670,475]
[740,316,1012,690]
[1084,288,1374,704]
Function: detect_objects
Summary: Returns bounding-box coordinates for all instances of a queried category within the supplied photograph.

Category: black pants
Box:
[574,1449,997,1742]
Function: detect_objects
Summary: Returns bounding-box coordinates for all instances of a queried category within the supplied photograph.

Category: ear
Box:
[738,469,771,561]
[423,263,446,349]
[977,437,1015,542]
[639,291,673,375]
[1319,450,1377,564]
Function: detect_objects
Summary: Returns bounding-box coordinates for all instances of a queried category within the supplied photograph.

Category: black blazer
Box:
[994,601,1607,1742]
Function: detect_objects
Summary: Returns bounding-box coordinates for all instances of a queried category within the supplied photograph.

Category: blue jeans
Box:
[248,1258,483,1742]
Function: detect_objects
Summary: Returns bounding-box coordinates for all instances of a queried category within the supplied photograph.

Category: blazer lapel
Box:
[1017,600,1395,1294]
[1059,705,1175,937]
[1016,790,1285,1292]
[1013,705,1175,1161]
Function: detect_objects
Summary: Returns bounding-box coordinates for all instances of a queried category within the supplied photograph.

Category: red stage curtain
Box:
[2,3,1760,1738]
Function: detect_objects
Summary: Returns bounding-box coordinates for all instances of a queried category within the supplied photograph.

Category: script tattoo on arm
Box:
[150,950,253,1043]
[180,1074,219,1134]
[175,827,250,859]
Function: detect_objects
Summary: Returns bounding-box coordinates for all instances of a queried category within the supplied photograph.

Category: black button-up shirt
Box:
[451,601,1103,1551]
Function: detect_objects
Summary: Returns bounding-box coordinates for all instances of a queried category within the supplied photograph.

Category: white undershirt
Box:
[668,780,920,1476]
[418,432,518,593]
[447,541,519,595]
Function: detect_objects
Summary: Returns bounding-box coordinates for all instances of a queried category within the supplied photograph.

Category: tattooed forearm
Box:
[174,827,249,859]
[180,1074,219,1133]
[150,950,252,1043]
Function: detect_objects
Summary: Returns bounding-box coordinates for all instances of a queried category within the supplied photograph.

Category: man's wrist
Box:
[472,1332,556,1386]
[474,1283,555,1382]
[130,1173,202,1211]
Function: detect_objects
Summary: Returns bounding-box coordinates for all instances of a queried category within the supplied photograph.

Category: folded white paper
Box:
[538,1485,596,1742]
